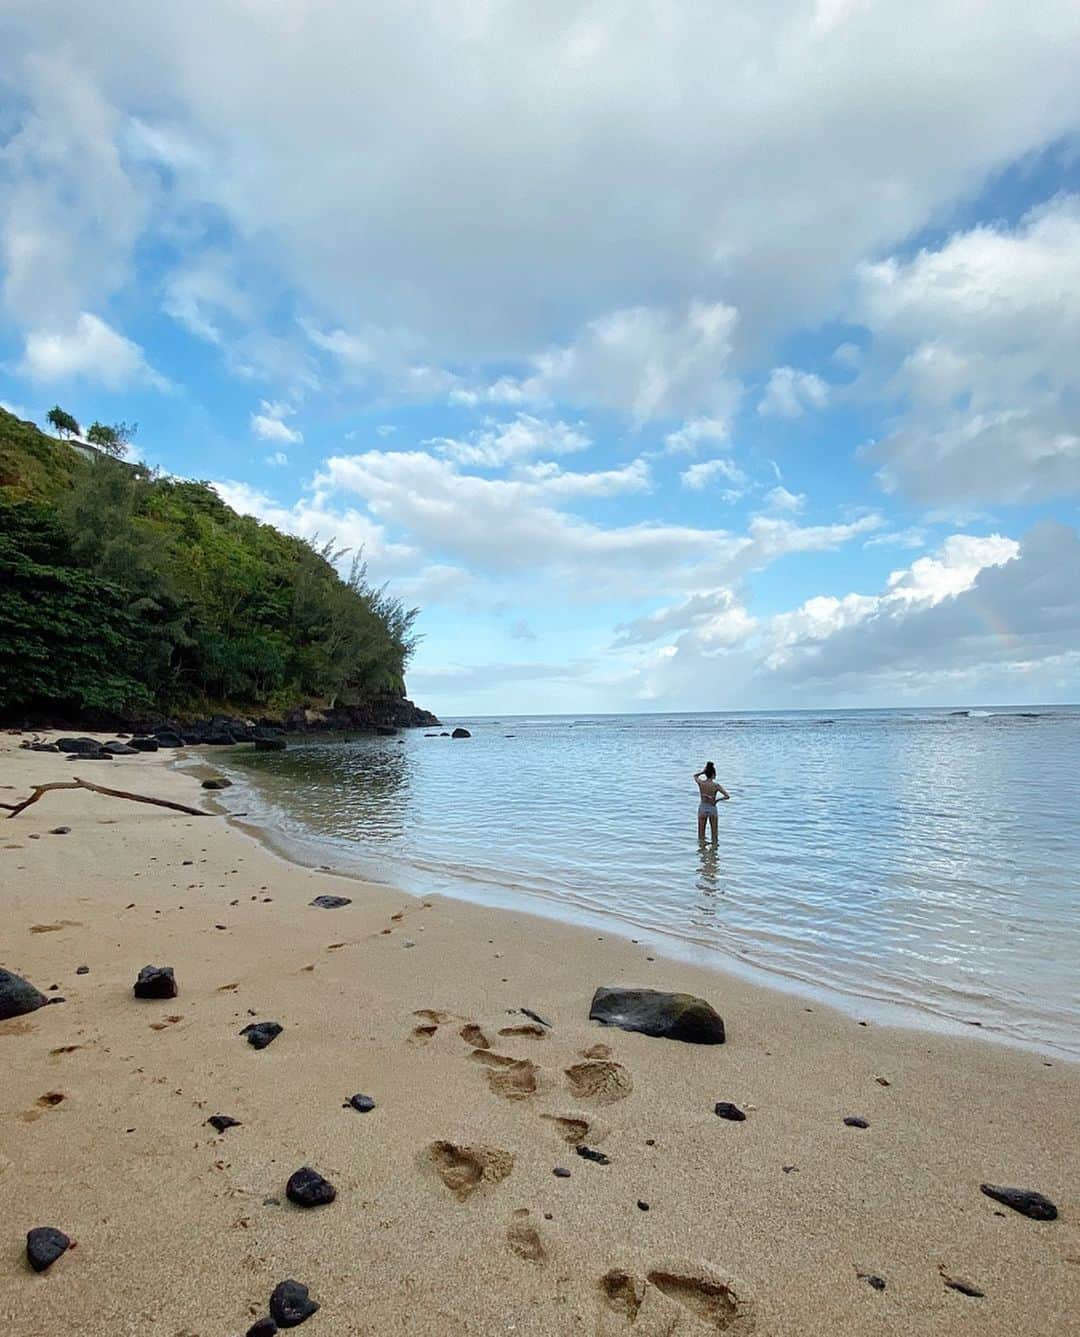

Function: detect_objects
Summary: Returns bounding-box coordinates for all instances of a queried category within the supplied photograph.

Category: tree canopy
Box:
[0,406,419,721]
[46,406,80,438]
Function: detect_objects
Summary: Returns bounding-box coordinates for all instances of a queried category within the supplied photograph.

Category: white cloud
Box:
[663,417,730,454]
[763,485,805,512]
[758,366,830,418]
[433,414,590,467]
[19,312,166,389]
[250,399,302,444]
[679,458,748,497]
[854,196,1080,502]
[264,451,289,468]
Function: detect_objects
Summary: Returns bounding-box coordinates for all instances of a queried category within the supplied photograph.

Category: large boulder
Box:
[589,986,726,1045]
[254,736,287,751]
[451,727,471,739]
[55,736,101,754]
[154,730,185,748]
[130,737,160,752]
[0,967,49,1021]
[104,741,139,756]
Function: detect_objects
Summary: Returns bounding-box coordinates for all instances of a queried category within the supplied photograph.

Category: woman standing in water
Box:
[694,762,729,841]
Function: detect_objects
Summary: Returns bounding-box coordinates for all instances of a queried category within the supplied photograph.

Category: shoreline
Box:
[187,746,1079,1065]
[3,733,1077,1335]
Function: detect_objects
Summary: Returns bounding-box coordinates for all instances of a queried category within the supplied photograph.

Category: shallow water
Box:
[210,708,1080,1056]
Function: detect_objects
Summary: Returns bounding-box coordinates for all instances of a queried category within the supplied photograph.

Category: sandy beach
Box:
[1,734,1077,1336]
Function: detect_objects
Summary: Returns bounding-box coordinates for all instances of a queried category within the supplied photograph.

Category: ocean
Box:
[202,707,1080,1057]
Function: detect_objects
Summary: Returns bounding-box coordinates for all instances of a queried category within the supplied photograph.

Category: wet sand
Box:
[1,733,1077,1335]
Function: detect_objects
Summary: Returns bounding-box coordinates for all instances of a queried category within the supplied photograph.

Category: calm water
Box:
[206,708,1080,1056]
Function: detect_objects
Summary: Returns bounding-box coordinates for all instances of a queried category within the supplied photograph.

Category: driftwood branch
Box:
[1,777,210,819]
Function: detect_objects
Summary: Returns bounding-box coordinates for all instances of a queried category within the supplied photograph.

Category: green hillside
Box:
[0,408,419,722]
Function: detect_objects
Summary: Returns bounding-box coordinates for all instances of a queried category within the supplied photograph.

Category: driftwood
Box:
[0,777,209,820]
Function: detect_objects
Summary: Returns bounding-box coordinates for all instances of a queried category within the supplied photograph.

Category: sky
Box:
[2,1,1080,717]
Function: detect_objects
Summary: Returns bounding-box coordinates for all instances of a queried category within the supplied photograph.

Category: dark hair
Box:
[704,761,716,780]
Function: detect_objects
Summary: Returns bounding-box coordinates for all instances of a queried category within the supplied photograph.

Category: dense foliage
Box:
[0,408,418,721]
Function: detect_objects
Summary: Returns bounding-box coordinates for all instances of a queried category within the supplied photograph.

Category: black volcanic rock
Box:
[451,727,471,738]
[310,895,351,909]
[241,1021,283,1049]
[202,777,232,790]
[714,1102,746,1121]
[207,1114,242,1133]
[270,1279,320,1327]
[980,1184,1057,1220]
[589,986,726,1044]
[130,737,160,752]
[0,967,49,1021]
[154,730,185,747]
[26,1227,71,1272]
[246,1318,278,1337]
[254,736,287,751]
[133,965,177,999]
[286,1167,336,1207]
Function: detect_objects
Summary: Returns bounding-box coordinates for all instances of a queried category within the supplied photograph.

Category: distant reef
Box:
[0,406,436,732]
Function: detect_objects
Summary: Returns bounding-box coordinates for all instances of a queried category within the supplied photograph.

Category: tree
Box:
[86,420,137,458]
[46,406,80,439]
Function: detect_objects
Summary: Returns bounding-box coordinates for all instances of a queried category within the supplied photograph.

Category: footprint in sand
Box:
[468,1049,539,1099]
[600,1262,754,1334]
[409,1008,456,1046]
[580,1042,612,1059]
[507,1217,547,1263]
[541,1113,610,1145]
[565,1060,633,1105]
[426,1140,514,1199]
[460,1023,491,1049]
[499,1023,547,1040]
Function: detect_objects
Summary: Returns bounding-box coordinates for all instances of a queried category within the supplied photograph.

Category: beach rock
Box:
[440,732,450,736]
[241,1021,282,1049]
[346,1094,376,1112]
[254,736,287,751]
[866,1275,887,1291]
[68,751,111,760]
[451,727,471,738]
[0,968,49,1021]
[55,736,100,753]
[207,1114,241,1132]
[576,1144,610,1164]
[76,965,89,975]
[553,1166,572,1178]
[104,741,139,755]
[154,730,185,748]
[286,1167,336,1207]
[202,777,232,790]
[714,1102,746,1121]
[310,895,351,909]
[843,1116,869,1129]
[980,1184,1058,1220]
[49,826,72,835]
[133,965,177,999]
[589,986,726,1045]
[29,742,60,752]
[270,1279,320,1327]
[130,737,160,752]
[246,1318,278,1336]
[26,1227,71,1272]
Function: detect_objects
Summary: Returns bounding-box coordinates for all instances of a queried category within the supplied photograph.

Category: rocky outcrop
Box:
[0,967,49,1021]
[589,986,727,1045]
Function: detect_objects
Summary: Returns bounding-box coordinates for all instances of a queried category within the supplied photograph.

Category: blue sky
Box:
[2,1,1080,715]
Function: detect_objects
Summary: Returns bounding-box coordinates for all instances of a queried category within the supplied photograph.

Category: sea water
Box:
[208,708,1080,1057]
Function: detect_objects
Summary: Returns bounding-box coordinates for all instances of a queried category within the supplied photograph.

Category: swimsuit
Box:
[698,800,718,817]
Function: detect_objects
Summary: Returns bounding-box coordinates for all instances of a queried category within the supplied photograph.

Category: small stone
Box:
[576,1144,610,1164]
[241,1021,282,1049]
[942,1275,985,1298]
[310,895,351,909]
[286,1166,336,1207]
[346,1094,376,1113]
[202,778,232,790]
[843,1116,869,1128]
[875,1077,891,1086]
[637,1200,650,1211]
[979,1184,1058,1221]
[246,1318,278,1337]
[26,1226,71,1272]
[553,1166,571,1178]
[866,1275,886,1291]
[49,826,72,835]
[75,966,89,975]
[133,965,177,999]
[403,939,416,948]
[207,1114,241,1132]
[714,1102,746,1121]
[270,1279,320,1327]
